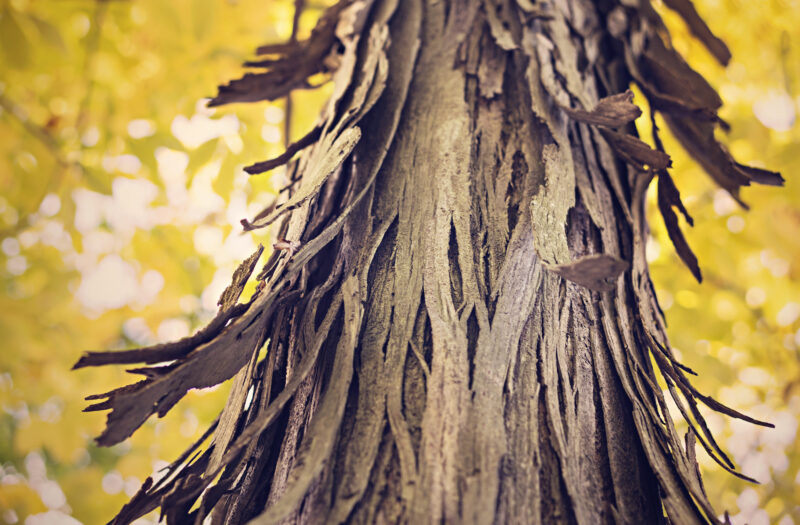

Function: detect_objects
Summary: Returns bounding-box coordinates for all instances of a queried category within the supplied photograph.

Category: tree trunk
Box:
[76,1,781,524]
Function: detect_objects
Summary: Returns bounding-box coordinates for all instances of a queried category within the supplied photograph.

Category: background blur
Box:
[0,1,797,523]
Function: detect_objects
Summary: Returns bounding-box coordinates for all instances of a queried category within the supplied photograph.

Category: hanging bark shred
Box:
[243,125,322,174]
[661,0,732,65]
[76,0,781,524]
[658,171,702,282]
[207,0,358,106]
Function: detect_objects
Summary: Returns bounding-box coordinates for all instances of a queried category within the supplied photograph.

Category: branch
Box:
[0,92,63,161]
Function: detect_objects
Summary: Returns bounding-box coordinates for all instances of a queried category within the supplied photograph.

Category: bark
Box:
[75,1,781,524]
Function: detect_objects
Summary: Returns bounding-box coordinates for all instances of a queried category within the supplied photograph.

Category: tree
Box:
[74,0,783,523]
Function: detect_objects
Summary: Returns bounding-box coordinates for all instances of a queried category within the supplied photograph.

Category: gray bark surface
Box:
[75,1,781,524]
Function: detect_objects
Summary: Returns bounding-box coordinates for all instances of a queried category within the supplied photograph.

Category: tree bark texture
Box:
[75,1,781,524]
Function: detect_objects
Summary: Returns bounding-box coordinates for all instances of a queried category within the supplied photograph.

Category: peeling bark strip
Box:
[77,0,780,524]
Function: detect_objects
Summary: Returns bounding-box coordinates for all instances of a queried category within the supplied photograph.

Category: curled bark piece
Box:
[600,127,672,171]
[562,89,642,128]
[546,253,629,292]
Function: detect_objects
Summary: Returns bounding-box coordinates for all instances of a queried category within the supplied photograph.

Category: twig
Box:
[0,92,96,178]
[0,93,63,160]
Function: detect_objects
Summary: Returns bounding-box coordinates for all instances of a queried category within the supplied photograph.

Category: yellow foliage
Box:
[0,0,798,523]
[0,484,46,520]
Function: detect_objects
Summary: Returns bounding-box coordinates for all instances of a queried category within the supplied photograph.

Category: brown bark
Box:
[75,1,781,524]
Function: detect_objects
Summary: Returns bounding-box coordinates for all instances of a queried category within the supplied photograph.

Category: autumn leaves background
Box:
[0,0,799,523]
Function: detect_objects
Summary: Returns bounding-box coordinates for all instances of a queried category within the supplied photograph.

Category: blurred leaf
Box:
[29,15,66,53]
[0,484,46,518]
[0,7,31,68]
[186,137,219,181]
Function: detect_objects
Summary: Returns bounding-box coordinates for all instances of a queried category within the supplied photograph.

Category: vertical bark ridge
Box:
[77,0,781,524]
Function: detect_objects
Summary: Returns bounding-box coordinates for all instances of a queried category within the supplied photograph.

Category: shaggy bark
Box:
[75,1,781,524]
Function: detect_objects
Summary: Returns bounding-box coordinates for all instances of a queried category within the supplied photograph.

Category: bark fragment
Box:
[561,89,642,128]
[547,254,629,292]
